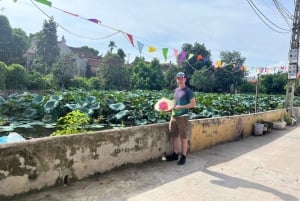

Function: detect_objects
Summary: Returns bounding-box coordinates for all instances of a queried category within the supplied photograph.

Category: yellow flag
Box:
[148,46,156,53]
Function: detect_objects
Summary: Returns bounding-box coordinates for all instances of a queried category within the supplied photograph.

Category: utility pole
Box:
[286,0,300,114]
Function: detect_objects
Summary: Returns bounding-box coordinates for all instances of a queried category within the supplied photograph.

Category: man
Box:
[166,72,196,165]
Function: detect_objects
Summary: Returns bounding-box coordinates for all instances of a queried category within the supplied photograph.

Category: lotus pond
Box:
[1,90,299,138]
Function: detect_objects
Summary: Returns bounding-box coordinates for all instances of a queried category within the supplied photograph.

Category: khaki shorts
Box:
[169,116,189,139]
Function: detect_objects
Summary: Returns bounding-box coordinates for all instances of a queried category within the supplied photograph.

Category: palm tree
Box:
[108,41,116,53]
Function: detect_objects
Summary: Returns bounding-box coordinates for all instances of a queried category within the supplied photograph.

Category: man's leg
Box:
[181,138,188,156]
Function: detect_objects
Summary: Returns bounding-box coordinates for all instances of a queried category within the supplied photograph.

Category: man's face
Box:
[176,76,186,85]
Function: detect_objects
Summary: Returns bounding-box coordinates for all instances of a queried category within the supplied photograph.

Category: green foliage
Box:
[130,58,165,90]
[70,77,90,90]
[10,28,29,65]
[220,50,245,67]
[179,42,212,79]
[164,64,181,90]
[26,71,50,90]
[51,55,78,89]
[190,68,215,92]
[259,73,287,94]
[32,17,59,74]
[239,81,256,93]
[87,77,103,90]
[6,64,27,89]
[51,110,90,136]
[97,53,130,90]
[0,61,8,89]
[0,15,13,64]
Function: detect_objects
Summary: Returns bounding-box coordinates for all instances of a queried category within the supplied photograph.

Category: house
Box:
[24,39,102,77]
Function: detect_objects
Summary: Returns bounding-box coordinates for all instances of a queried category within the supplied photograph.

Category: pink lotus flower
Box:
[159,101,168,110]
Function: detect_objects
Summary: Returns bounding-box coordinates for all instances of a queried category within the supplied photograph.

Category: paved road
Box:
[7,124,300,201]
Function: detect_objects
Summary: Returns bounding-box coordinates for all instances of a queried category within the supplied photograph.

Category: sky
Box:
[0,0,295,70]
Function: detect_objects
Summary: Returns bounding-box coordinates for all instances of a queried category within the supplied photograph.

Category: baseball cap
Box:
[176,72,185,77]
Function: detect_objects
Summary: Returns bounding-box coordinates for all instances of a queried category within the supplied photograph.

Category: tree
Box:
[10,28,29,65]
[165,64,182,90]
[51,55,78,89]
[0,61,8,89]
[117,48,126,61]
[6,64,27,89]
[259,73,287,94]
[0,15,13,64]
[214,51,246,93]
[108,41,116,53]
[32,17,59,74]
[97,53,129,90]
[179,42,212,81]
[130,57,151,89]
[148,58,166,90]
[190,68,215,92]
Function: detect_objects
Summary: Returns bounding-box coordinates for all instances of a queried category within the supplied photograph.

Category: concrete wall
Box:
[0,109,291,198]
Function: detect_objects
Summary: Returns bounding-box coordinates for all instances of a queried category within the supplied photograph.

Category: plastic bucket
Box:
[254,123,264,135]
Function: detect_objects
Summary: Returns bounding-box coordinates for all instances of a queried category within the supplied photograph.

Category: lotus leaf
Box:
[109,103,126,111]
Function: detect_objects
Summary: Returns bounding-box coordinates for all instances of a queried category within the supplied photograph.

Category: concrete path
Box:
[7,124,300,201]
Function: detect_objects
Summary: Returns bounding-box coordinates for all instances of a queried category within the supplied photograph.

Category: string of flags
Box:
[14,0,289,75]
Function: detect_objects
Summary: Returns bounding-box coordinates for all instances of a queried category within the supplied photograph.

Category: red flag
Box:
[126,33,134,47]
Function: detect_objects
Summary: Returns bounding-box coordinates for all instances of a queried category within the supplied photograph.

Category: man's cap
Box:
[176,72,185,77]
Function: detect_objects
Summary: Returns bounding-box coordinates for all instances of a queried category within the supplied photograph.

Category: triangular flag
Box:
[88,18,101,24]
[180,51,187,64]
[148,46,156,53]
[197,55,203,61]
[173,49,179,59]
[126,33,134,47]
[162,48,168,61]
[35,0,52,7]
[187,54,194,60]
[63,10,79,17]
[137,41,144,55]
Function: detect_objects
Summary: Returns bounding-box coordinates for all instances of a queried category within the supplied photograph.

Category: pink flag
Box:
[180,51,187,64]
[63,10,79,17]
[173,49,178,59]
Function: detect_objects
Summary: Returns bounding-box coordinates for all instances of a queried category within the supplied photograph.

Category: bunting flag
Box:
[35,0,52,7]
[126,33,134,47]
[173,49,179,59]
[162,48,168,61]
[180,51,187,64]
[197,55,203,61]
[137,41,144,55]
[148,46,156,53]
[203,57,209,63]
[63,10,79,17]
[187,54,194,60]
[88,18,101,24]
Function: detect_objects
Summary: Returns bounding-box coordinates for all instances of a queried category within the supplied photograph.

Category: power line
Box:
[246,0,291,33]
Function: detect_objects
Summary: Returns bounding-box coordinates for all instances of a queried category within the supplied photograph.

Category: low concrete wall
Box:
[0,108,292,198]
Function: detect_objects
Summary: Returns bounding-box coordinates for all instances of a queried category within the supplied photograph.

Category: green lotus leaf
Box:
[0,96,6,104]
[32,95,45,105]
[44,100,59,113]
[109,102,125,111]
[49,95,63,101]
[0,126,15,132]
[22,109,37,118]
[114,110,129,119]
[65,103,81,110]
[135,119,148,125]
